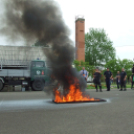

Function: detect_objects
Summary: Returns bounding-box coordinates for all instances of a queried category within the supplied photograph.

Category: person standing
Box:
[116,71,120,89]
[80,67,88,81]
[104,68,112,91]
[120,68,127,91]
[130,73,134,89]
[93,68,102,92]
[128,76,129,84]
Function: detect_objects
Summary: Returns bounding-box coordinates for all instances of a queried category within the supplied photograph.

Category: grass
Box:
[87,82,132,89]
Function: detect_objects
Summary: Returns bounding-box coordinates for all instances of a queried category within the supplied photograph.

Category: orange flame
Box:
[54,78,99,103]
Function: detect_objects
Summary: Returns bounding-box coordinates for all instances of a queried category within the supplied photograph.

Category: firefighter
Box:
[104,68,112,91]
[130,73,134,89]
[119,68,127,91]
[93,68,102,92]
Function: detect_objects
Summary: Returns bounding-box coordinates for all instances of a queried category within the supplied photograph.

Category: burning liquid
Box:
[54,79,100,103]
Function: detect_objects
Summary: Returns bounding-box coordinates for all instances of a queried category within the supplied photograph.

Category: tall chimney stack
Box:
[75,16,85,62]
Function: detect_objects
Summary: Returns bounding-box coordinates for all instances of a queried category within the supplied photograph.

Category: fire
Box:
[54,78,99,103]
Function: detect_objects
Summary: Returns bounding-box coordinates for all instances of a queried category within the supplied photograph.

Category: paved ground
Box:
[0,88,134,134]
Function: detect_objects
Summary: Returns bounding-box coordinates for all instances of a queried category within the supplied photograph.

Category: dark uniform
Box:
[132,65,134,73]
[131,74,134,89]
[116,74,120,89]
[104,70,112,91]
[93,72,102,92]
[120,71,127,91]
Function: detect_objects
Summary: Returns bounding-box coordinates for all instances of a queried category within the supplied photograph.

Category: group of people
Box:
[130,74,134,89]
[116,71,134,90]
[116,69,126,91]
[80,66,134,92]
[115,68,127,91]
[93,67,128,92]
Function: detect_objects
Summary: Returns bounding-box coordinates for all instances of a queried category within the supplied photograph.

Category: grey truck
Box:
[0,45,51,91]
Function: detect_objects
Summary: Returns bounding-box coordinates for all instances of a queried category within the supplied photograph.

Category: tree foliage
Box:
[85,28,116,66]
[33,40,49,47]
[118,59,133,77]
[73,60,95,77]
[105,59,133,77]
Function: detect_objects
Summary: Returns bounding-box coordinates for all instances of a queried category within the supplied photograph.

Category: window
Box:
[32,61,44,67]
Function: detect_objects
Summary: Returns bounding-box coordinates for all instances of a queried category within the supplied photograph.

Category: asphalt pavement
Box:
[0,88,134,134]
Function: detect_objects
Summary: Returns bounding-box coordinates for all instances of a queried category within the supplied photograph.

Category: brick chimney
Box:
[75,16,85,62]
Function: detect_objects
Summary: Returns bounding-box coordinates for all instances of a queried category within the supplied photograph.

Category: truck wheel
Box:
[0,81,4,91]
[32,79,45,91]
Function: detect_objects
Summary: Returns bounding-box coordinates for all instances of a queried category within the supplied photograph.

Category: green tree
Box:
[33,40,49,47]
[73,60,95,77]
[73,60,81,71]
[105,59,121,77]
[105,58,133,78]
[85,28,116,66]
[118,59,133,77]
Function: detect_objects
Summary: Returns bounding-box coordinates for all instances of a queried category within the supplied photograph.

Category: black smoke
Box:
[0,0,86,95]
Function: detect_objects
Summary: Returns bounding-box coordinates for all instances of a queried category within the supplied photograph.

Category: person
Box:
[119,68,127,91]
[110,77,113,85]
[127,76,129,84]
[93,68,102,92]
[130,73,134,89]
[104,68,112,91]
[80,67,88,81]
[132,64,134,73]
[113,77,116,84]
[116,71,120,89]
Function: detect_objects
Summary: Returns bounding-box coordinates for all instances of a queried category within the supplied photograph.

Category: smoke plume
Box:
[0,0,86,94]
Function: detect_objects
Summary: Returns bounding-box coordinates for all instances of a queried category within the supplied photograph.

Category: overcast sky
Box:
[56,0,134,60]
[0,0,134,60]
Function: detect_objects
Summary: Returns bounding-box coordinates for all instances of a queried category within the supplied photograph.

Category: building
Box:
[75,16,85,62]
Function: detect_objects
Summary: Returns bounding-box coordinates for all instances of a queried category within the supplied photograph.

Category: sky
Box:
[56,0,134,60]
[0,0,134,60]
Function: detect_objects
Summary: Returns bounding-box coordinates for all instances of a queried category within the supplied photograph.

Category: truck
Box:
[0,45,51,91]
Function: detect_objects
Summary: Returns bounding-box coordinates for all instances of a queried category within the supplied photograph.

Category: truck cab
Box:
[31,60,46,80]
[30,60,51,91]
